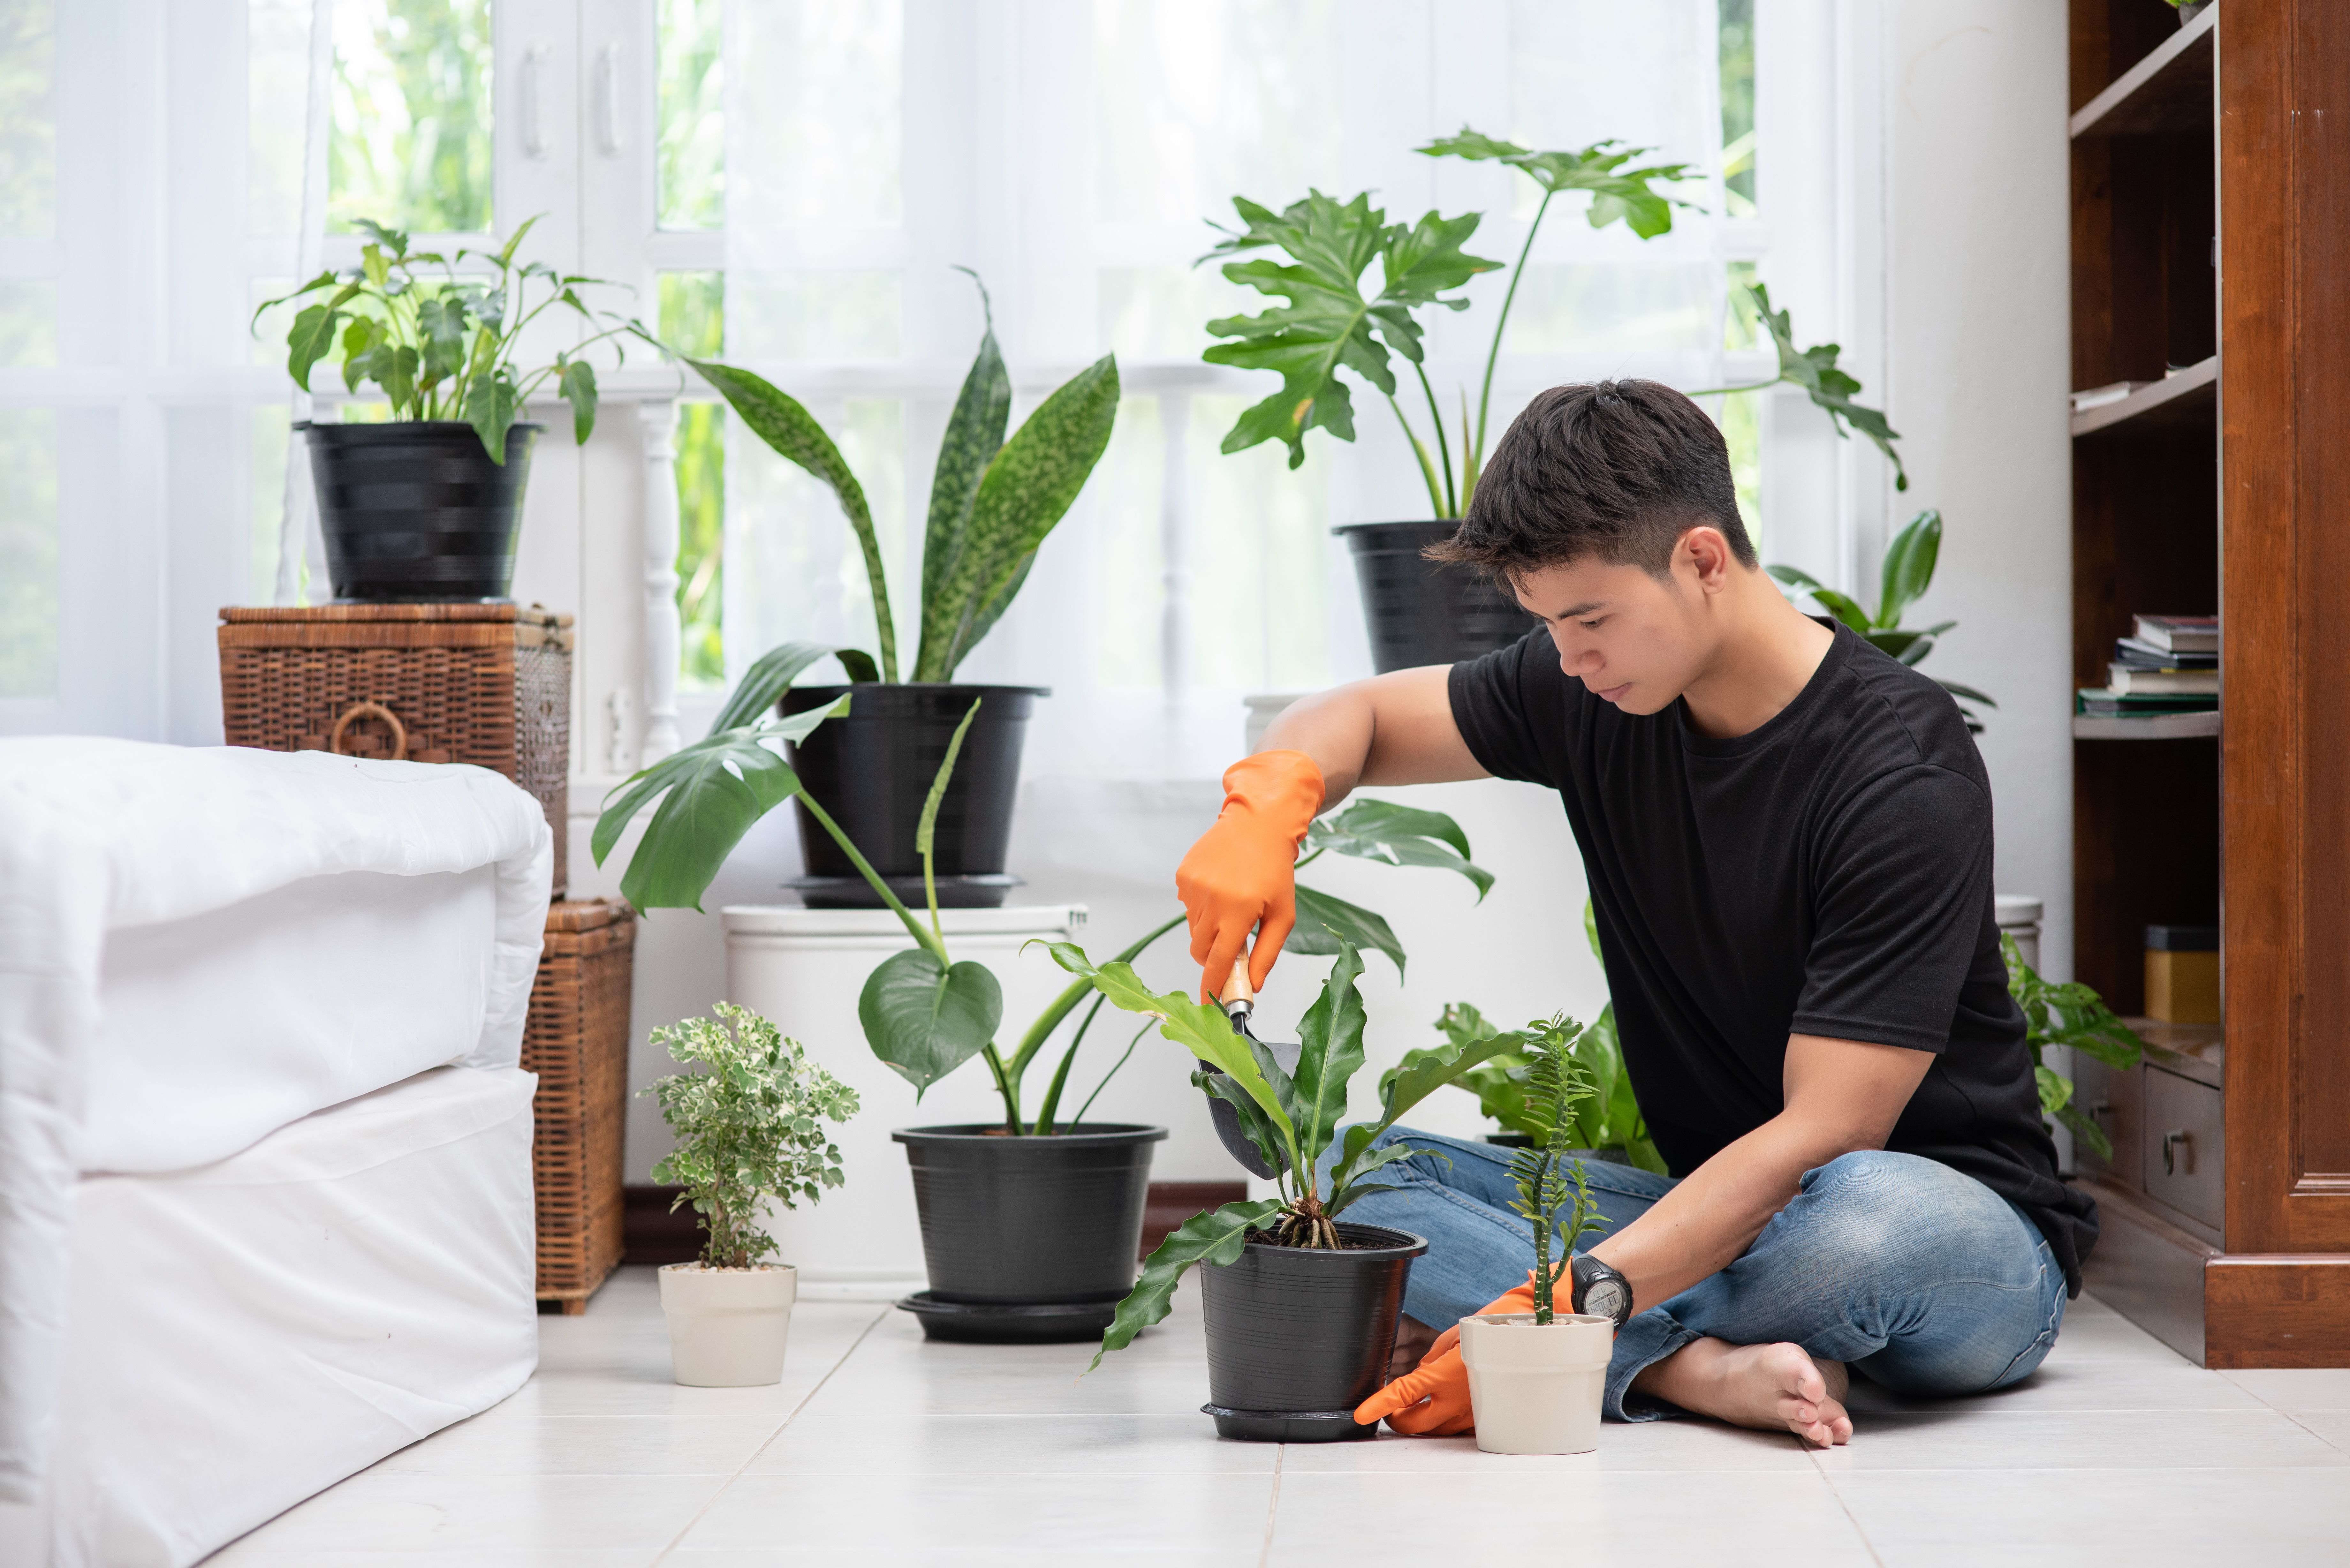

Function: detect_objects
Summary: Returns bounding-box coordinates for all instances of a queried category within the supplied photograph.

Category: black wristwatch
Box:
[1570,1253,1634,1327]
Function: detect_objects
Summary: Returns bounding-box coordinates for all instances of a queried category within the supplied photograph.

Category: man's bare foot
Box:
[1629,1336,1853,1446]
[1386,1314,1438,1381]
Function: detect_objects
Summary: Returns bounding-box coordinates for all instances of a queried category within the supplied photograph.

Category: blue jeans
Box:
[1323,1127,2067,1422]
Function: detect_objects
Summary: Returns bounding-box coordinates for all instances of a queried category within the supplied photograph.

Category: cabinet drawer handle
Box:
[2162,1129,2193,1176]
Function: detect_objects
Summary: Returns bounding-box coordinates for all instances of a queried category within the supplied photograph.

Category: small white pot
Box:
[1458,1311,1614,1455]
[658,1262,797,1387]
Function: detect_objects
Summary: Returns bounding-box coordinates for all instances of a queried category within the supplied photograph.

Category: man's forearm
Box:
[1258,667,1486,807]
[1260,684,1376,807]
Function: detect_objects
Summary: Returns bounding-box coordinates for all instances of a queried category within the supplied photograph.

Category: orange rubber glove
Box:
[1174,750,1325,1002]
[1353,1275,1541,1436]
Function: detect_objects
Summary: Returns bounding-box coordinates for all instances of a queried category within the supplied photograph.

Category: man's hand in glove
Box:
[1173,750,1325,1002]
[1353,1276,1542,1436]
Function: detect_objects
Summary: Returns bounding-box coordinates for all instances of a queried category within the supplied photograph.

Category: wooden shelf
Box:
[2123,1016,2224,1089]
[2071,356,2217,437]
[2073,709,2219,740]
[2072,6,2215,139]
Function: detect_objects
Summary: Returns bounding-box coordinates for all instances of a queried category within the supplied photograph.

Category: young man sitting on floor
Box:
[1172,380,2091,1446]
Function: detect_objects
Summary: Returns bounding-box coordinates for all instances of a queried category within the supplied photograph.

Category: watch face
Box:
[1582,1276,1632,1323]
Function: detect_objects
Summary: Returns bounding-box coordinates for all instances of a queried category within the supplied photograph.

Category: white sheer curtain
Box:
[708,0,1731,783]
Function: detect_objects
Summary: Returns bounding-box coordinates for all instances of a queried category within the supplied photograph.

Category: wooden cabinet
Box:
[2068,0,2350,1367]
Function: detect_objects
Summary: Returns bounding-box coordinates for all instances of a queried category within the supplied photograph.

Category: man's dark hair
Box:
[1430,379,1755,582]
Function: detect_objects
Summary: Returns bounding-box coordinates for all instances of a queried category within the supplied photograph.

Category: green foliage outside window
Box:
[662,273,728,688]
[330,0,495,235]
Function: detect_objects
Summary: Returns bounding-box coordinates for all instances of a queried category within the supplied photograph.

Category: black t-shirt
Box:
[1449,620,2096,1292]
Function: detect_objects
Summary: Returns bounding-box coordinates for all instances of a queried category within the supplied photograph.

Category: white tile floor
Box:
[205,1269,2349,1566]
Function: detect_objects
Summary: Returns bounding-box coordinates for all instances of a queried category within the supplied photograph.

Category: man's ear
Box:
[1679,526,1736,594]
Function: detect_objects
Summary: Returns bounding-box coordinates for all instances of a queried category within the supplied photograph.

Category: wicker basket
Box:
[217,603,573,895]
[525,899,637,1311]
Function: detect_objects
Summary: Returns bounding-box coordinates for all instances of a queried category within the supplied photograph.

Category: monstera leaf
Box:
[1746,283,1907,492]
[1201,190,1501,469]
[1419,129,1699,240]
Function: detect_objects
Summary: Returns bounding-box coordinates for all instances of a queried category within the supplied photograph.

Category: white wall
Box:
[1879,3,2075,979]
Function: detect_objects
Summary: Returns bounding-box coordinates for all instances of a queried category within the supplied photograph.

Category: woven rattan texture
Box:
[217,606,572,894]
[523,900,636,1303]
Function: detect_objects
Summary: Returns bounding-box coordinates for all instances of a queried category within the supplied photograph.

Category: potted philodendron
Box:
[641,1002,860,1387]
[1455,1015,1617,1455]
[670,275,1118,908]
[1200,130,1696,670]
[1047,937,1532,1441]
[256,216,631,601]
[595,702,1494,1341]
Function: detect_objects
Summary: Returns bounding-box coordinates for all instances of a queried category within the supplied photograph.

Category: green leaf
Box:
[835,649,880,683]
[378,345,419,414]
[1285,885,1405,977]
[1087,1199,1283,1373]
[918,355,1120,681]
[1193,1064,1289,1174]
[917,275,1012,671]
[917,700,982,862]
[1289,939,1368,1163]
[2055,1098,2112,1162]
[418,295,470,384]
[858,946,1003,1097]
[1418,130,1700,241]
[559,359,599,444]
[1370,1025,1528,1135]
[1767,562,1828,596]
[1303,799,1492,900]
[592,696,851,910]
[690,358,898,683]
[350,217,409,256]
[1325,1139,1426,1216]
[709,641,839,736]
[1747,283,1908,491]
[1807,587,1873,636]
[496,212,540,268]
[1043,944,1299,1153]
[1937,679,1999,709]
[465,372,519,466]
[285,304,344,391]
[252,269,340,328]
[1201,190,1501,470]
[1877,509,1942,626]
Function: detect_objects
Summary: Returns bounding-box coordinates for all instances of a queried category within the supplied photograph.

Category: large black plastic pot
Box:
[892,1123,1166,1341]
[1199,1221,1428,1442]
[1335,521,1536,673]
[303,420,540,602]
[780,683,1044,909]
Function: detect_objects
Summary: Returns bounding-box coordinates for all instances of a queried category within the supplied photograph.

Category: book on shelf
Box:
[2114,635,2217,670]
[2134,614,2219,654]
[2078,687,2218,717]
[2109,664,2219,696]
[2071,381,2152,412]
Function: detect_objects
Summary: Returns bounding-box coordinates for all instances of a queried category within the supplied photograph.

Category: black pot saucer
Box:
[894,1292,1115,1343]
[789,873,1020,910]
[1202,1404,1379,1443]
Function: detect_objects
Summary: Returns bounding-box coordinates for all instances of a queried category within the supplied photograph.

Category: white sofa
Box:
[0,739,552,1568]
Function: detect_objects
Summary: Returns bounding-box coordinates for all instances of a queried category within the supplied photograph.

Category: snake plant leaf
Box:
[1878,509,1943,626]
[1285,885,1405,977]
[1418,129,1701,240]
[920,354,1120,680]
[592,696,851,909]
[919,283,1012,639]
[709,641,851,737]
[1748,283,1908,491]
[1289,939,1368,1164]
[1042,944,1298,1149]
[1304,799,1493,900]
[689,358,899,683]
[1085,1198,1284,1374]
[1201,190,1500,469]
[558,358,599,444]
[944,553,1035,677]
[464,371,519,465]
[858,946,1004,1097]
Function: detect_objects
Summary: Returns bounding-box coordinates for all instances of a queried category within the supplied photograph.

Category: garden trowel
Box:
[1205,956,1300,1179]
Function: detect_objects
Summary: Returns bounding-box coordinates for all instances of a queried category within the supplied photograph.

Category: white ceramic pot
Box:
[658,1262,798,1387]
[1458,1311,1614,1455]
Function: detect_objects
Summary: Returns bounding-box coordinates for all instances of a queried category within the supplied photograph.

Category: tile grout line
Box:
[1258,1444,1285,1568]
[647,1304,891,1565]
[1807,1449,1887,1568]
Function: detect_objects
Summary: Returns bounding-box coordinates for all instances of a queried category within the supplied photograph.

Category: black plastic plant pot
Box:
[1335,521,1537,674]
[303,420,541,602]
[780,683,1046,909]
[1199,1221,1428,1442]
[892,1123,1167,1342]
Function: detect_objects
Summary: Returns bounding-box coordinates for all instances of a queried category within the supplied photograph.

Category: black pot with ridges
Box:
[304,420,541,602]
[1335,521,1537,673]
[780,683,1045,909]
[1199,1221,1429,1442]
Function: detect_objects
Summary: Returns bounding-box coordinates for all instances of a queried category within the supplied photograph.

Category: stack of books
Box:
[2078,614,2218,718]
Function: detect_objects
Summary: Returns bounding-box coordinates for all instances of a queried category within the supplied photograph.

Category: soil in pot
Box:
[1458,1311,1613,1455]
[658,1262,797,1387]
[305,420,542,602]
[1335,522,1537,673]
[780,683,1046,909]
[892,1123,1166,1339]
[1198,1221,1428,1442]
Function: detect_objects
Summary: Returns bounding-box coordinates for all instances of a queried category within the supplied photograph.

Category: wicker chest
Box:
[217,603,573,894]
[526,899,638,1310]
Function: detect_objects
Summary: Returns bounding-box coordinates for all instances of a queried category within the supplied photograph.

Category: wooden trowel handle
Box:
[1219,955,1255,1007]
